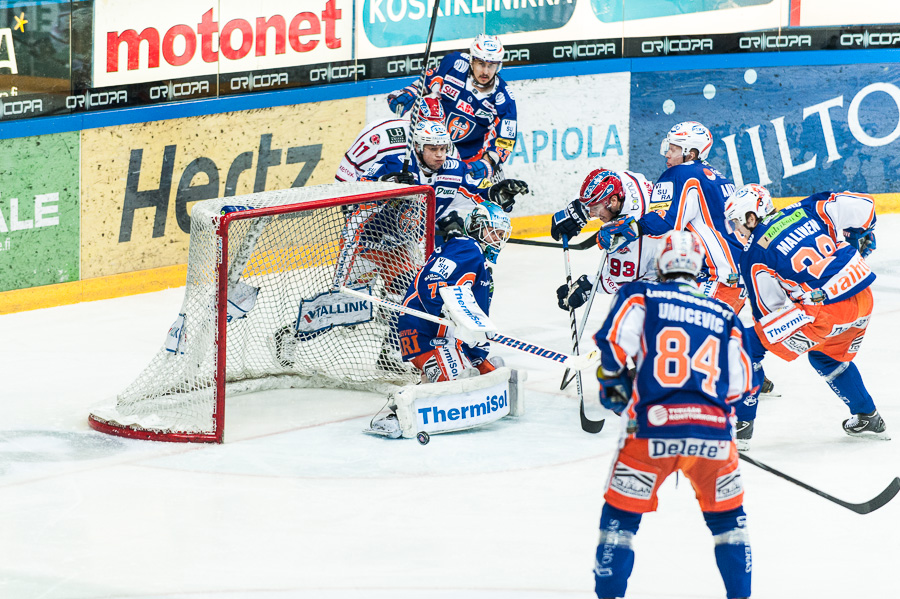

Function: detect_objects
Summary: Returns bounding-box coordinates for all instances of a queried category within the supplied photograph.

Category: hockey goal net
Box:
[89,182,435,443]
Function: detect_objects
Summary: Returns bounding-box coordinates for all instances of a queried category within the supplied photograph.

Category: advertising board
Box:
[0,131,80,292]
[80,98,363,278]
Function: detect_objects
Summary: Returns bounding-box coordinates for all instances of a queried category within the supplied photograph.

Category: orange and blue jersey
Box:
[423,51,518,164]
[593,280,753,441]
[741,191,877,321]
[361,152,487,222]
[397,235,493,364]
[639,161,742,286]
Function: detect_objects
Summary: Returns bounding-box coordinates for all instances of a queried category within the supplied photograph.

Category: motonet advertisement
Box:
[93,0,352,87]
[80,99,363,278]
[629,63,900,197]
[0,132,80,293]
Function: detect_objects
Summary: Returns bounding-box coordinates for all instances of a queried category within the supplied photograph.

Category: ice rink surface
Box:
[3,216,900,599]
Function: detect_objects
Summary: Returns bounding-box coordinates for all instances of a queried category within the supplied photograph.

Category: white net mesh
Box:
[90,182,433,441]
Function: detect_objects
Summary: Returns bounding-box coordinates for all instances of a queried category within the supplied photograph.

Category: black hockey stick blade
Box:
[579,400,605,434]
[560,368,576,390]
[739,453,900,515]
[507,232,599,250]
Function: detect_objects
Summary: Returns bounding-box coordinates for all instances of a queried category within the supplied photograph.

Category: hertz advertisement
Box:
[80,99,363,278]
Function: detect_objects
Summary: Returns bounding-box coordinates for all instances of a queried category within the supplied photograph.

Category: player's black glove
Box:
[550,199,588,241]
[844,226,877,257]
[379,171,416,185]
[596,367,633,415]
[556,274,593,311]
[436,210,466,239]
[488,179,529,213]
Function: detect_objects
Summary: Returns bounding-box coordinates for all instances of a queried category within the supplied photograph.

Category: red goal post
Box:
[89,182,436,443]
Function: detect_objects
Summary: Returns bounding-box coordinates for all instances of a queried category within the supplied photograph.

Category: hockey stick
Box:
[401,0,442,174]
[738,453,900,515]
[562,236,604,434]
[560,250,607,391]
[339,286,600,371]
[507,232,599,250]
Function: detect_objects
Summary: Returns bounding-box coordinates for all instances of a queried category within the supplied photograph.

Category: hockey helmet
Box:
[412,120,452,153]
[578,168,623,209]
[659,121,713,161]
[725,184,775,228]
[465,201,512,264]
[657,230,705,278]
[417,96,444,123]
[470,34,504,68]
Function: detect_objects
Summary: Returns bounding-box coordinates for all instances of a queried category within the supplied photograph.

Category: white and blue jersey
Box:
[741,191,877,320]
[397,235,492,364]
[361,152,487,222]
[594,280,753,441]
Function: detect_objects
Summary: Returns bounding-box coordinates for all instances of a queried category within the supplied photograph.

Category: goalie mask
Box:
[657,230,705,279]
[725,183,775,228]
[579,168,623,210]
[659,121,713,161]
[465,201,512,264]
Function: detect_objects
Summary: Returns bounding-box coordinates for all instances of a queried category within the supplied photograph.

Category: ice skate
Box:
[735,420,754,452]
[760,377,779,397]
[363,412,402,439]
[843,410,890,440]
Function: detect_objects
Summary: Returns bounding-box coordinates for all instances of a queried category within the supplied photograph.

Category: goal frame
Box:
[88,185,436,443]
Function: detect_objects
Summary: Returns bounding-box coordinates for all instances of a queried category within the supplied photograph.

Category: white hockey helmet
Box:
[412,120,452,153]
[659,121,713,161]
[465,201,512,264]
[470,34,504,69]
[657,230,705,278]
[725,184,775,228]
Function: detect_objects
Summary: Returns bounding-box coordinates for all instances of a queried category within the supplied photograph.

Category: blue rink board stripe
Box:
[1,49,898,140]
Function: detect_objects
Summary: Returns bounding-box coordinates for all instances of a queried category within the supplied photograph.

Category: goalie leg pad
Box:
[392,367,524,438]
[410,343,473,383]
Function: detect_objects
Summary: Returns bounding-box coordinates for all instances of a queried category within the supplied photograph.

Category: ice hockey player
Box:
[386,34,517,182]
[724,183,888,446]
[335,96,449,183]
[551,168,657,312]
[360,120,528,228]
[592,230,753,599]
[594,121,745,314]
[397,201,511,384]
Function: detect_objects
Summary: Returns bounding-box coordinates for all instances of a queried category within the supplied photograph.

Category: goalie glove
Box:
[598,216,640,252]
[387,88,416,116]
[556,274,593,311]
[379,171,416,185]
[488,179,529,213]
[550,199,588,241]
[436,210,466,239]
[844,226,877,257]
[596,367,633,415]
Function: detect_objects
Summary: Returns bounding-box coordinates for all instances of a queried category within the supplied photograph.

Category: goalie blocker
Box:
[366,366,525,439]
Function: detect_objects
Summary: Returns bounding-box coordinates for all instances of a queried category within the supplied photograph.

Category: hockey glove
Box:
[596,367,633,415]
[556,274,593,311]
[436,210,466,239]
[488,179,529,213]
[379,171,416,185]
[550,199,589,241]
[598,216,640,251]
[844,226,877,257]
[467,158,495,183]
[387,89,416,116]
